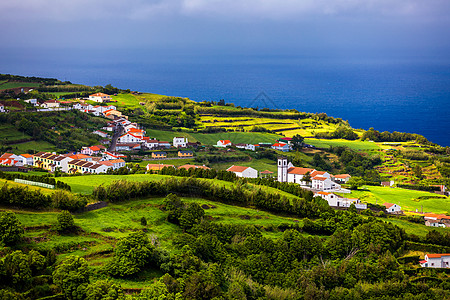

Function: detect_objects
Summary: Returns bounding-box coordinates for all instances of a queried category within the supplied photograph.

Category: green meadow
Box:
[344,185,450,214]
[304,138,382,150]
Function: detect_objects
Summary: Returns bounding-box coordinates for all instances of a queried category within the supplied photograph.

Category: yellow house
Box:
[151,152,167,159]
[178,151,193,158]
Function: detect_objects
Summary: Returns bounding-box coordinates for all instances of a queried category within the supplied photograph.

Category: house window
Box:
[431,263,434,266]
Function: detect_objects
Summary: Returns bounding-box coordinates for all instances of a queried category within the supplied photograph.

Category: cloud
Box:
[0,0,449,22]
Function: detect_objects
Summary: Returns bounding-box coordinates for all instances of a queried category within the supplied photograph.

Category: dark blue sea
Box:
[2,49,450,146]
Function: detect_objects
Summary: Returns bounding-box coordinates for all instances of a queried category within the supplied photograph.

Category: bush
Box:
[56,210,76,233]
[0,211,24,246]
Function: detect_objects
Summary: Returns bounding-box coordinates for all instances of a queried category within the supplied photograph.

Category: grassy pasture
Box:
[58,174,169,194]
[343,186,450,214]
[145,129,281,145]
[0,124,32,142]
[305,138,382,150]
[0,179,54,195]
[7,140,59,154]
[0,81,41,90]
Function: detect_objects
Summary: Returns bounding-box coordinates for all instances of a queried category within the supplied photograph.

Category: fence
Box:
[14,178,54,189]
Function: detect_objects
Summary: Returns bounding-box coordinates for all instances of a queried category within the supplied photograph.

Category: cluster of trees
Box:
[158,166,238,182]
[0,110,105,151]
[0,183,87,211]
[362,127,430,144]
[0,74,62,85]
[332,147,382,183]
[194,153,249,164]
[0,171,71,191]
[315,126,358,140]
[401,149,429,160]
[85,206,449,299]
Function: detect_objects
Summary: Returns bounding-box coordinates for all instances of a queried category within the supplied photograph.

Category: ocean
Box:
[2,49,450,146]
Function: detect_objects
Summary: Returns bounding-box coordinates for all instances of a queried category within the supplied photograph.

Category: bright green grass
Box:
[345,186,450,214]
[7,140,59,154]
[385,218,449,237]
[112,93,142,109]
[0,81,40,90]
[145,129,281,145]
[210,158,278,173]
[304,138,382,150]
[58,174,169,194]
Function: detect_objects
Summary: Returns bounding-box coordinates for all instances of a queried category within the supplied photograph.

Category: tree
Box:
[53,256,90,300]
[0,211,24,246]
[106,231,154,277]
[140,216,147,226]
[291,134,304,151]
[413,164,423,180]
[56,210,76,232]
[179,203,205,230]
[85,280,124,300]
[347,177,364,190]
[3,251,32,290]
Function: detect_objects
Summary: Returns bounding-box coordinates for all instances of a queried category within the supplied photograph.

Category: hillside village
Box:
[1,92,449,227]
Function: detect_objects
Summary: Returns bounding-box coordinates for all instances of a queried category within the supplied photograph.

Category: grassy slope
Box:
[304,138,382,150]
[145,129,281,145]
[0,81,41,90]
[343,186,450,214]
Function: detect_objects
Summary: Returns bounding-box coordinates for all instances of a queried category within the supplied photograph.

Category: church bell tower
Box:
[278,157,288,182]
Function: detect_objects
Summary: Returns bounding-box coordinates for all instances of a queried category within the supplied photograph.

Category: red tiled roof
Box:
[334,174,351,178]
[272,143,287,147]
[90,93,110,97]
[287,167,313,175]
[426,253,450,258]
[219,140,231,144]
[383,203,395,209]
[227,165,250,173]
[260,170,273,174]
[311,170,326,177]
[313,176,327,181]
[419,260,427,264]
[317,191,331,195]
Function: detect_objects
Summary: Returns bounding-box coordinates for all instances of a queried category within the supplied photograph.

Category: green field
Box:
[0,124,32,142]
[7,140,59,154]
[0,81,40,90]
[343,186,450,214]
[305,138,382,150]
[145,129,281,145]
[58,174,169,194]
[211,158,278,173]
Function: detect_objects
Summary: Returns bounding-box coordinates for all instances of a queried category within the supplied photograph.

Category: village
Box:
[1,92,449,229]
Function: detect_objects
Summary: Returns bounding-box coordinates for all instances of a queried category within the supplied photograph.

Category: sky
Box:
[1,0,450,58]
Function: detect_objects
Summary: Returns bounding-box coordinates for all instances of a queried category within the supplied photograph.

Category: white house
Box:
[245,144,257,151]
[0,104,5,113]
[173,137,188,148]
[144,139,159,149]
[271,143,290,152]
[312,176,341,191]
[103,151,126,160]
[73,103,93,112]
[287,167,314,185]
[118,133,143,144]
[41,100,60,109]
[24,99,38,106]
[89,93,111,103]
[17,154,34,165]
[420,254,450,268]
[217,140,232,147]
[93,130,109,138]
[333,174,351,183]
[100,159,126,170]
[315,192,366,209]
[226,165,258,178]
[53,156,75,173]
[0,153,21,166]
[384,203,402,213]
[93,105,116,114]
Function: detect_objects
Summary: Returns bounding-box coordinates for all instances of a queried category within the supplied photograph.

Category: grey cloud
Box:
[1,0,449,22]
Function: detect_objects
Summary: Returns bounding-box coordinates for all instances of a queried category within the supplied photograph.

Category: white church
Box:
[277,157,345,192]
